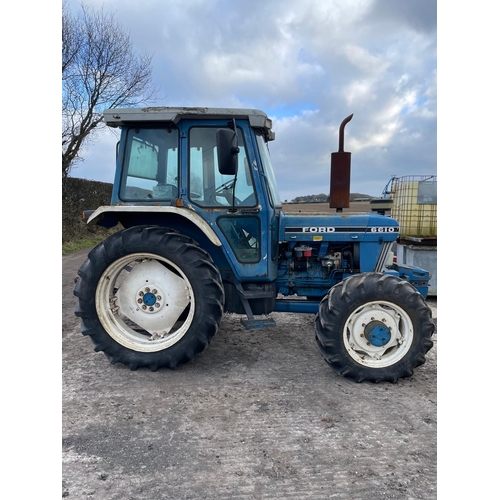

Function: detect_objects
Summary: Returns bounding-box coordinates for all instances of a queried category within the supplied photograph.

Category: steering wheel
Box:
[208,180,241,205]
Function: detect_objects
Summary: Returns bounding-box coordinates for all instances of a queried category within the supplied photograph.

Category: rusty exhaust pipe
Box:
[329,113,353,211]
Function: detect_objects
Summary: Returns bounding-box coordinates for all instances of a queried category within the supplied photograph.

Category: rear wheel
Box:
[315,272,435,383]
[74,226,224,370]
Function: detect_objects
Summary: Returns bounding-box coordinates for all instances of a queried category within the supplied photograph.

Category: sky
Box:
[66,0,437,201]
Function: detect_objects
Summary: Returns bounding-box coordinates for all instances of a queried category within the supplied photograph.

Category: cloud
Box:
[66,0,437,198]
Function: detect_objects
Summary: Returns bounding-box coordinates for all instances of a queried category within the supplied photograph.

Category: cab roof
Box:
[103,106,274,139]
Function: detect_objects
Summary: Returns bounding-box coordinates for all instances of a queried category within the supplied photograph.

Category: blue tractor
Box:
[74,107,434,383]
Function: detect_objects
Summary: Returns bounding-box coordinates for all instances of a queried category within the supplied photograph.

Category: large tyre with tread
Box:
[315,272,434,383]
[74,226,224,370]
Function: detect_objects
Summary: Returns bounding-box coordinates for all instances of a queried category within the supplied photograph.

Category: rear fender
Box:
[85,206,223,247]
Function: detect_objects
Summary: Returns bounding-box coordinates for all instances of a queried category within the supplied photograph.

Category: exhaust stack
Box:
[329,114,353,211]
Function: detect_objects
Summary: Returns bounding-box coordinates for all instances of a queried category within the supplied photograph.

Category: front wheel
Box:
[74,226,224,370]
[315,272,435,383]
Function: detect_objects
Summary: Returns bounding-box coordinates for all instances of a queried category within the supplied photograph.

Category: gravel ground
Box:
[63,248,437,500]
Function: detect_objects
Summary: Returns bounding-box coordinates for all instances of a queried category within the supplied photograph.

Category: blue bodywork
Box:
[273,211,429,313]
[90,107,431,319]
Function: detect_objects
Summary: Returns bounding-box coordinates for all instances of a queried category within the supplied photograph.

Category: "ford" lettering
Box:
[303,227,336,233]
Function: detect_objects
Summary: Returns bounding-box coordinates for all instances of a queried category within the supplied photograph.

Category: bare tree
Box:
[62,1,157,177]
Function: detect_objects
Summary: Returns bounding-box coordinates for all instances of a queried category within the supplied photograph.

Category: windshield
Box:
[256,133,281,208]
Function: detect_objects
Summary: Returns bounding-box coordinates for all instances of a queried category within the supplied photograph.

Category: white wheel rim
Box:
[343,300,413,368]
[96,253,195,352]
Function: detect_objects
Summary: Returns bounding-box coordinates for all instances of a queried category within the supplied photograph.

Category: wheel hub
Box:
[364,320,391,347]
[136,286,164,313]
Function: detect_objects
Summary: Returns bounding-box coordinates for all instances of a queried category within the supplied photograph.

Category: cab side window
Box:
[120,128,179,201]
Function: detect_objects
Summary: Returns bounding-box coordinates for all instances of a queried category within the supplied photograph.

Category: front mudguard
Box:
[383,263,431,298]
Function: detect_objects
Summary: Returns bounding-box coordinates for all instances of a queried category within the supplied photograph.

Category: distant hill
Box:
[288,193,374,204]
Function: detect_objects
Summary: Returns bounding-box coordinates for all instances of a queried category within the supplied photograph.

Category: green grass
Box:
[62,235,106,255]
[62,226,123,255]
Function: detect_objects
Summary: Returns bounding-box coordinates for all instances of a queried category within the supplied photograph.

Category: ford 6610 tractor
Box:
[74,107,435,383]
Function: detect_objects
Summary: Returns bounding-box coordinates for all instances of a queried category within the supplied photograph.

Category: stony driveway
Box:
[63,249,437,499]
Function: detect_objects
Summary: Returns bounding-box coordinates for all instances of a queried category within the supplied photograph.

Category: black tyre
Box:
[315,272,435,383]
[74,226,224,370]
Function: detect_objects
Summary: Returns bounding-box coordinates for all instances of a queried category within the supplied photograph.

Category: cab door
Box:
[180,120,272,281]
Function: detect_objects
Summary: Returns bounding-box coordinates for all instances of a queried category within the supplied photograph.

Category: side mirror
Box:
[216,127,239,175]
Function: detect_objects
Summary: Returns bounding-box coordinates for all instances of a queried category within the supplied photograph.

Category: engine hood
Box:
[279,212,399,243]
